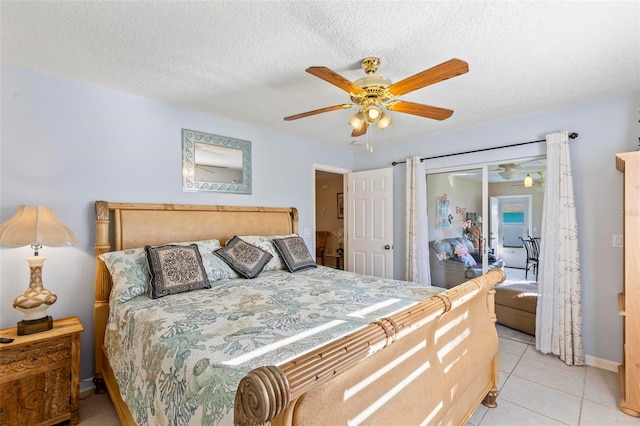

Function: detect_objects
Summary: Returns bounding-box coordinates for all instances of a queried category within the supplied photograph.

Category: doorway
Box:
[490,195,533,269]
[314,168,346,269]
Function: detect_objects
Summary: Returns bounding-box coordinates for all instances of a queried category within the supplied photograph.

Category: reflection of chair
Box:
[316,231,329,265]
[519,237,539,281]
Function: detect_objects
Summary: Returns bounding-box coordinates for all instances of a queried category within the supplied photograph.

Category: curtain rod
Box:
[391,132,579,166]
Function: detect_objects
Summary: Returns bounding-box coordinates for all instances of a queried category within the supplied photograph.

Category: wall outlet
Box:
[612,234,623,248]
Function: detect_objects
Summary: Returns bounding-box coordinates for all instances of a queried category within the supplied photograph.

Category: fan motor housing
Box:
[351,75,392,104]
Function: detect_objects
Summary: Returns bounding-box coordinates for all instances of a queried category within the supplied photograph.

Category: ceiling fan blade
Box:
[306,66,367,96]
[351,122,368,137]
[386,58,469,97]
[284,104,354,121]
[386,100,454,120]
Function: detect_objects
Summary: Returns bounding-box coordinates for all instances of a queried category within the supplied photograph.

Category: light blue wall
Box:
[0,63,354,382]
[354,94,639,364]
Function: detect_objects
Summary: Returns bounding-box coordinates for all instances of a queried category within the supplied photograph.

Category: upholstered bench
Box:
[494,283,538,336]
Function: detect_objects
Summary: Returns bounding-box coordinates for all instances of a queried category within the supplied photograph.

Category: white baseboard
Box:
[585,354,620,373]
[80,376,96,394]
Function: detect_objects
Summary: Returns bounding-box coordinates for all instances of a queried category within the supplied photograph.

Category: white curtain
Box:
[406,156,431,285]
[536,131,584,365]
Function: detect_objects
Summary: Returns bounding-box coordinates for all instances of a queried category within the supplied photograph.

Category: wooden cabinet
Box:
[616,151,640,417]
[0,316,84,425]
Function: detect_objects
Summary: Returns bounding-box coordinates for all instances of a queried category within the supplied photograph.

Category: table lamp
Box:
[0,206,77,335]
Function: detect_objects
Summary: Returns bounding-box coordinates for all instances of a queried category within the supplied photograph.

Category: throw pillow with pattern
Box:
[215,236,273,279]
[145,244,210,299]
[273,236,317,273]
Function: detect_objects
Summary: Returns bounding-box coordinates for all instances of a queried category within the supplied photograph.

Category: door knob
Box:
[384,245,391,250]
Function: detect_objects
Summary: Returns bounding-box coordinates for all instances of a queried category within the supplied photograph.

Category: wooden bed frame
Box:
[93,201,505,425]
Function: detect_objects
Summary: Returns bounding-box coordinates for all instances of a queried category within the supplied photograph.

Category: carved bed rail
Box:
[234,268,505,425]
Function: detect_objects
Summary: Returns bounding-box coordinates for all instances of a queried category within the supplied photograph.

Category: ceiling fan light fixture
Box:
[349,111,366,132]
[498,170,516,180]
[285,57,468,137]
[524,173,533,188]
[377,111,393,130]
[363,104,382,124]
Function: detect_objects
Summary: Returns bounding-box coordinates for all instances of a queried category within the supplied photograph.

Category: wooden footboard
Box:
[236,268,505,426]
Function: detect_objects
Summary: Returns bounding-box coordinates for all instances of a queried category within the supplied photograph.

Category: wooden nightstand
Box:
[0,316,84,425]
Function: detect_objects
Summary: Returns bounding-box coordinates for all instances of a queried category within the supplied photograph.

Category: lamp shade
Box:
[362,104,382,124]
[0,206,77,248]
[349,111,366,132]
[377,111,393,130]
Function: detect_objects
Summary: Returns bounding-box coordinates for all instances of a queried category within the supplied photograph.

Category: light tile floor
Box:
[468,324,636,426]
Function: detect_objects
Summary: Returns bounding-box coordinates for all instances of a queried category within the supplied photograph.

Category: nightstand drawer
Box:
[0,339,71,382]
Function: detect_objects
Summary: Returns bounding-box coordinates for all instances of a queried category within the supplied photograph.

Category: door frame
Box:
[312,164,351,261]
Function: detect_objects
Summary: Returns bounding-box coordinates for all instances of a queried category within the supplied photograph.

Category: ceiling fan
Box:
[493,163,522,181]
[284,57,469,137]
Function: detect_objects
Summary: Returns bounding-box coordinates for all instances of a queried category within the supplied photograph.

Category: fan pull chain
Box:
[365,130,374,153]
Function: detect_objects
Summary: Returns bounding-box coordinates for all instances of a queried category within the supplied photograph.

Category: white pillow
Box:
[100,239,237,303]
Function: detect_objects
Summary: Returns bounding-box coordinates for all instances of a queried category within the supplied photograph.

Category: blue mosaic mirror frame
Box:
[182,128,252,194]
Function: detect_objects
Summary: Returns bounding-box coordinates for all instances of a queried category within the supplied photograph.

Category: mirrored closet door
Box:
[426,166,489,289]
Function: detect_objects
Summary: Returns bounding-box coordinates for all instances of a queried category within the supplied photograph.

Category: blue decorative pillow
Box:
[145,244,210,299]
[214,236,273,279]
[273,236,317,273]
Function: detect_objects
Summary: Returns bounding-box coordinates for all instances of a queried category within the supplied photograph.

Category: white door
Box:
[346,167,394,278]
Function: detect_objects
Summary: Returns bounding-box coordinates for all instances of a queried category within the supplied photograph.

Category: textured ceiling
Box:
[2,1,638,150]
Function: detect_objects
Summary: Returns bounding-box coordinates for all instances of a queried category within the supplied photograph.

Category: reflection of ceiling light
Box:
[524,173,533,187]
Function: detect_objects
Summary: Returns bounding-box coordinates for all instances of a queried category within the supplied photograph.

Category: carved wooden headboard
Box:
[93,201,298,375]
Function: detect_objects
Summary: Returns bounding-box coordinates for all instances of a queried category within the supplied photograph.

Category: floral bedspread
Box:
[105,266,442,425]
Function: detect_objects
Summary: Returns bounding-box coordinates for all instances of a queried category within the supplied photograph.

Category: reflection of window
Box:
[502,204,524,247]
[503,212,524,223]
[437,198,450,229]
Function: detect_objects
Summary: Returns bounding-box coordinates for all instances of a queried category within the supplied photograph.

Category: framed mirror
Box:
[182,129,252,194]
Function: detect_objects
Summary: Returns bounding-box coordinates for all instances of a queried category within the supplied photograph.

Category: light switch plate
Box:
[613,234,623,248]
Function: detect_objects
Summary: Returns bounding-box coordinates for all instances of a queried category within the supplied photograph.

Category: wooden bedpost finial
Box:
[234,365,290,425]
[96,201,109,221]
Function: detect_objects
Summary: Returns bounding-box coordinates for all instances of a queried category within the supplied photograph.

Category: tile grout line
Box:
[576,366,589,426]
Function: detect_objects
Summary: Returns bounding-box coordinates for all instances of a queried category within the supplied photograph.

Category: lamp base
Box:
[17,316,53,335]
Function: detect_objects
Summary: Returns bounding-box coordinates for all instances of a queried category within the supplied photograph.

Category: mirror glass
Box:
[182,129,252,193]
